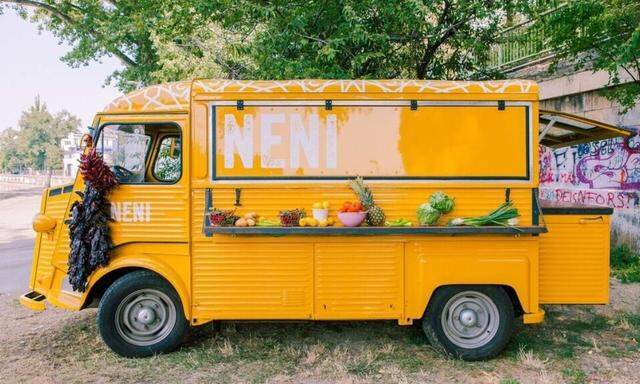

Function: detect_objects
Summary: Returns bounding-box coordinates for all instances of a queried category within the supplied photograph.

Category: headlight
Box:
[32,214,56,233]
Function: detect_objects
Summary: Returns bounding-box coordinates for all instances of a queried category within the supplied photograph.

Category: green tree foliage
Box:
[218,0,508,80]
[1,0,515,90]
[0,97,80,172]
[541,0,640,112]
[153,137,181,182]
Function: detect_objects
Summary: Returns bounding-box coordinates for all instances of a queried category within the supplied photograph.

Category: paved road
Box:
[0,192,41,294]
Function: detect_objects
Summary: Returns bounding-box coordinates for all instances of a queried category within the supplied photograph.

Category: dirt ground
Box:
[1,279,639,384]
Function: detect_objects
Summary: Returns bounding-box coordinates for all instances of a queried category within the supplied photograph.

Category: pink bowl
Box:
[338,211,366,227]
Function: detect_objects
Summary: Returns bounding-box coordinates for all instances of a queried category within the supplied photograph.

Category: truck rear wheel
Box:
[97,270,188,357]
[421,285,514,361]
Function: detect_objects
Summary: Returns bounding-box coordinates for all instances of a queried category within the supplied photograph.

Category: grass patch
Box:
[506,307,613,360]
[562,368,587,384]
[611,245,640,283]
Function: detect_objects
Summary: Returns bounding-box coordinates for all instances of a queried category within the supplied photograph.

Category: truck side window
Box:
[153,136,181,182]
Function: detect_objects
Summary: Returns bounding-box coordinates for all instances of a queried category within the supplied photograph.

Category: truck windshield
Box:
[97,124,151,183]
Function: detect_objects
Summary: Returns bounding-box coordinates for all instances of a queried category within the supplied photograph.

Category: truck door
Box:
[93,115,189,245]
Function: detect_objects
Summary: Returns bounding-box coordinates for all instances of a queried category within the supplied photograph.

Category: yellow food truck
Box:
[21,79,630,360]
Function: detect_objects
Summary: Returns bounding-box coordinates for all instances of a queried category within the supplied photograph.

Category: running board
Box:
[20,291,46,311]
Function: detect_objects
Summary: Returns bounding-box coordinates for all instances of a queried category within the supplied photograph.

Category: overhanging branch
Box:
[1,0,138,67]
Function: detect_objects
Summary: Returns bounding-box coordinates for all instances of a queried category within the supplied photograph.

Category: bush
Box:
[611,245,640,283]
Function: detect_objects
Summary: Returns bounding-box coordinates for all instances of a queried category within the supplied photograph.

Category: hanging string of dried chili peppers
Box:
[67,148,118,292]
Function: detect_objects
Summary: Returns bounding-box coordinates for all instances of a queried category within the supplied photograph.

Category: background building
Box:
[60,132,84,177]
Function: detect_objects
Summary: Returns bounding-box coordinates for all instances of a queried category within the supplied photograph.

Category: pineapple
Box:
[349,177,386,226]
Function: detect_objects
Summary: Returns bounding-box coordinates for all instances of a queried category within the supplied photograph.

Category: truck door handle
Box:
[579,216,603,224]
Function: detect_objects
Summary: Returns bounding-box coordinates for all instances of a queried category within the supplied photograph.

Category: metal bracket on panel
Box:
[498,100,505,110]
[236,100,244,110]
[532,188,539,226]
[205,188,213,211]
[539,117,557,143]
[505,188,511,203]
[234,188,242,206]
[204,188,213,237]
[410,100,418,110]
[325,100,332,110]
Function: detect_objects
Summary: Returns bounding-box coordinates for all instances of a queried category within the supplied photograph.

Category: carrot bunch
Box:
[339,201,364,213]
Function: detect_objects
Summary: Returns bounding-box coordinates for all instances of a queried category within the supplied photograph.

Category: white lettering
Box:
[290,113,320,168]
[133,203,145,222]
[221,112,339,170]
[260,113,285,168]
[224,114,254,168]
[326,114,338,169]
[110,201,152,223]
[121,202,132,223]
[110,202,121,222]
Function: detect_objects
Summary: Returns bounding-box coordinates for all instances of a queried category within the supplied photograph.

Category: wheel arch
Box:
[82,258,191,319]
[422,284,525,319]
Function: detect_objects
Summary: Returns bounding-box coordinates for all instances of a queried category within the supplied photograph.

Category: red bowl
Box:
[337,211,366,227]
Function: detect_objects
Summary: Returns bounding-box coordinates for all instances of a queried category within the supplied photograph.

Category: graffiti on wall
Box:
[539,128,640,210]
[539,187,639,209]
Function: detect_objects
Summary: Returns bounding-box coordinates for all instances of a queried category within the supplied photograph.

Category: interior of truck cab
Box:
[95,123,181,184]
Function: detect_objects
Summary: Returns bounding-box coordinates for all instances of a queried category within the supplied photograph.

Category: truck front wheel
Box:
[421,285,514,361]
[97,270,188,357]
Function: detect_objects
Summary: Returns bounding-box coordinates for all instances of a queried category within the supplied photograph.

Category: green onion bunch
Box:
[449,201,520,227]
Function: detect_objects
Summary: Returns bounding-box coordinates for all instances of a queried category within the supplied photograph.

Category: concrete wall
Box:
[508,58,640,129]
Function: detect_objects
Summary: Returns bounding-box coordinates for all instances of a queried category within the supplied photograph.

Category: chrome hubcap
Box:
[115,289,176,346]
[459,309,477,327]
[441,291,500,349]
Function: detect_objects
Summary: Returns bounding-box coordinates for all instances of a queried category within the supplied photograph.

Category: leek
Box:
[449,201,520,227]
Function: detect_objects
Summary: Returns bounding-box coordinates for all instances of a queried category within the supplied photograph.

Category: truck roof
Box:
[103,79,539,114]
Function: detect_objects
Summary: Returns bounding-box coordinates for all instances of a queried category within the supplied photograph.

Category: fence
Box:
[488,2,566,71]
[0,173,74,187]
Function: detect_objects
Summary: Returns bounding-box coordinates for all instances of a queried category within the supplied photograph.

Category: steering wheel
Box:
[113,165,135,182]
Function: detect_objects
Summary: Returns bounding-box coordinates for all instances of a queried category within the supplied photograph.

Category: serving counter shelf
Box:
[203,224,548,236]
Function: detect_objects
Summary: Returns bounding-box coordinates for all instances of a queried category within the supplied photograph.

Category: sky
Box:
[0,11,123,132]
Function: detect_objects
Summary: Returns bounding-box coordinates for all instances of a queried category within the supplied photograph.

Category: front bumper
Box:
[19,291,46,311]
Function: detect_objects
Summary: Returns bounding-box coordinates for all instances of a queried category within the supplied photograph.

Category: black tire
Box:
[97,270,188,358]
[421,285,514,361]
